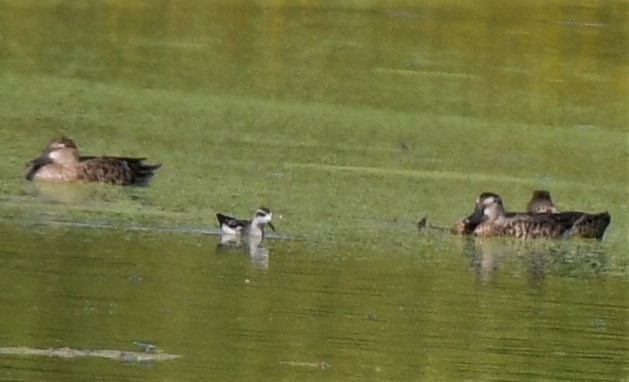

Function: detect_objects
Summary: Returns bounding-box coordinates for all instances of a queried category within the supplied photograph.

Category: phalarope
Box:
[216,207,276,240]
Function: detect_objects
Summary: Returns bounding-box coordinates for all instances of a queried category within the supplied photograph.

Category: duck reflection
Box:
[29,179,142,203]
[463,236,607,286]
[464,236,502,282]
[29,181,96,203]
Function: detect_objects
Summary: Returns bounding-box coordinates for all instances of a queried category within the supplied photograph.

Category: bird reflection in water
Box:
[462,236,607,287]
[216,233,271,269]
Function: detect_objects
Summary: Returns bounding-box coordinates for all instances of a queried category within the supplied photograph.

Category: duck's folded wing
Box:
[79,157,160,186]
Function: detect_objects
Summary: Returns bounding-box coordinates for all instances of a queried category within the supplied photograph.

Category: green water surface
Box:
[0,1,627,381]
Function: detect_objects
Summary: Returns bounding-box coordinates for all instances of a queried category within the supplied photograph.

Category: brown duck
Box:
[26,137,161,186]
[452,190,558,234]
[523,190,611,239]
[526,190,558,214]
[463,192,610,240]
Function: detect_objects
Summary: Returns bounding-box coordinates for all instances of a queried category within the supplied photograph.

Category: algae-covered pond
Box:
[0,1,627,381]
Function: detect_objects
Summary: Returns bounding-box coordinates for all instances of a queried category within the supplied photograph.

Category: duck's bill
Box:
[267,222,276,232]
[464,205,485,226]
[25,155,53,180]
[27,155,52,169]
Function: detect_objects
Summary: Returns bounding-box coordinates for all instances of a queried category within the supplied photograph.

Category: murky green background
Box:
[0,0,627,381]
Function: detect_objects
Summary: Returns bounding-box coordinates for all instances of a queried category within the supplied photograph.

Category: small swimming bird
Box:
[526,190,558,214]
[465,192,610,240]
[26,137,160,185]
[216,207,276,240]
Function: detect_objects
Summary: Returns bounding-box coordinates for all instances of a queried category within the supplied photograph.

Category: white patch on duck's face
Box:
[482,197,492,213]
[482,197,504,220]
[47,148,63,161]
[46,146,78,166]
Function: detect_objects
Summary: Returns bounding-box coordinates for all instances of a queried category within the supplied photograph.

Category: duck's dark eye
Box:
[255,212,266,217]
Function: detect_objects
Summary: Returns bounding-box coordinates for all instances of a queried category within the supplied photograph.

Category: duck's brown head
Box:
[465,192,506,225]
[26,137,80,179]
[41,137,80,165]
[526,190,558,214]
